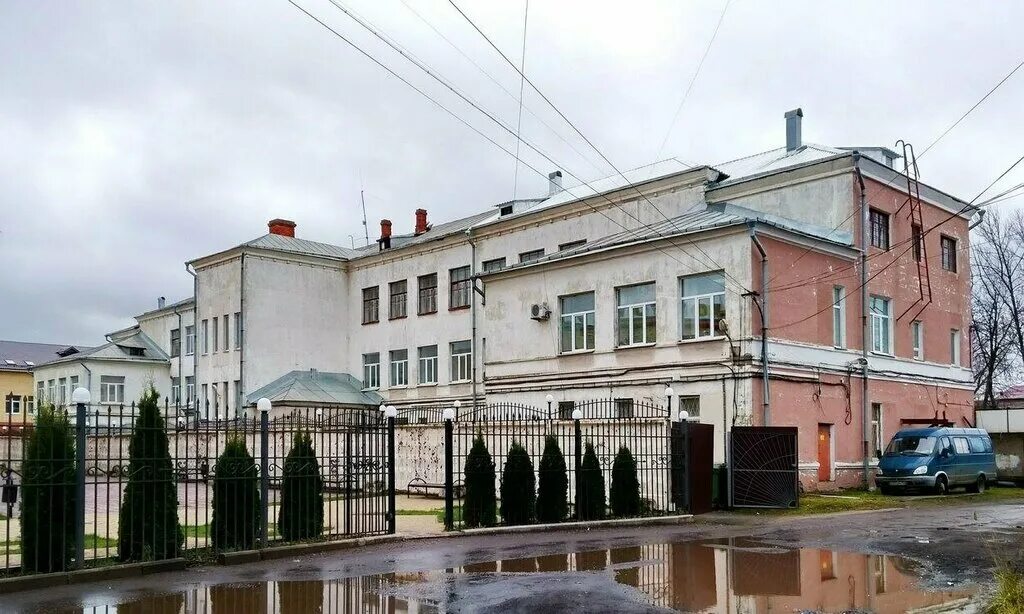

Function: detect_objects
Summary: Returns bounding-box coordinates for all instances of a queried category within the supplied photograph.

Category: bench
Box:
[407,477,464,498]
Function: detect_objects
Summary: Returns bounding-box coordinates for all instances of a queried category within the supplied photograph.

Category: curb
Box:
[0,558,186,595]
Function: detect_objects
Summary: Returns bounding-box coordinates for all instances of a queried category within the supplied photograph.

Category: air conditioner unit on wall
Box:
[530,303,551,321]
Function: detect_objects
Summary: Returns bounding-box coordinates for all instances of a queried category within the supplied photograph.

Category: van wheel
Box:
[968,475,987,494]
[934,475,949,495]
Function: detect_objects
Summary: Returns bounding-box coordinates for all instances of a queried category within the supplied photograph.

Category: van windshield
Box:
[884,436,938,456]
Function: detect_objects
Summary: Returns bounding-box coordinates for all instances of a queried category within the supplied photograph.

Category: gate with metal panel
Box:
[729,426,799,509]
[670,420,715,514]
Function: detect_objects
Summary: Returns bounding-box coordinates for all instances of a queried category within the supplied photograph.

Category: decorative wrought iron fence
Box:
[0,401,394,578]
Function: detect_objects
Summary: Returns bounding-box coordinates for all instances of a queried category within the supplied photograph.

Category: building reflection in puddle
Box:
[79,539,971,613]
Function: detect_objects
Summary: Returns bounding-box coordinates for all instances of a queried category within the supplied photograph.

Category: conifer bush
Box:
[20,403,76,572]
[118,387,183,561]
[535,436,568,523]
[462,435,496,528]
[278,432,323,541]
[500,441,536,525]
[610,446,642,517]
[577,442,605,520]
[211,438,260,550]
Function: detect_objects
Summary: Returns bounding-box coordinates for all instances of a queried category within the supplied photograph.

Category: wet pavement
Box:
[6,500,1022,613]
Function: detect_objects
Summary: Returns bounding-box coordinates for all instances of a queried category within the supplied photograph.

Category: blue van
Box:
[875,427,997,495]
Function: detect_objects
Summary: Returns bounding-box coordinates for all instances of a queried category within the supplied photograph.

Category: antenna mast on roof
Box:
[360,189,369,247]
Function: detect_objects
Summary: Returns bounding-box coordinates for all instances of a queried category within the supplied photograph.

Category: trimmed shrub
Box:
[278,432,324,541]
[577,442,605,521]
[500,442,536,525]
[118,387,183,561]
[211,438,260,550]
[462,435,496,528]
[535,436,568,523]
[610,446,642,517]
[20,403,76,573]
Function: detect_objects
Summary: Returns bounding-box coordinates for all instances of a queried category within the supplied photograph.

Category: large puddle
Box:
[60,539,974,613]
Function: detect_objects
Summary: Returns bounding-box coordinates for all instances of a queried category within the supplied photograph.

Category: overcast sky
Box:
[2,1,1022,345]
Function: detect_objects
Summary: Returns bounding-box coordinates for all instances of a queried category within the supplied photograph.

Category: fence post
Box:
[443,404,456,531]
[385,405,397,534]
[257,398,271,547]
[72,387,90,569]
[573,409,582,519]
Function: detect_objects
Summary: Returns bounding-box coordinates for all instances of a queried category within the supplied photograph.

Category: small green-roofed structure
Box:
[244,369,383,417]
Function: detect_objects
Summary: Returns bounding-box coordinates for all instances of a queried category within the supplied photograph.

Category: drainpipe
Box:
[82,362,92,404]
[749,225,770,426]
[466,229,479,409]
[185,262,198,416]
[239,253,246,417]
[854,153,871,489]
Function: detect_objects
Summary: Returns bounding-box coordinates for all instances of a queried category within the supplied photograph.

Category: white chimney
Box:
[784,108,803,152]
[548,170,563,196]
[157,296,166,309]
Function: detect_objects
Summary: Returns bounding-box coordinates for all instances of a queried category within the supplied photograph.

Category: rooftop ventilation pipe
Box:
[784,108,803,152]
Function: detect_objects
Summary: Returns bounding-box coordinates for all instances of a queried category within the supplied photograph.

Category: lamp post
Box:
[384,405,397,534]
[665,386,675,421]
[546,394,554,421]
[71,387,90,568]
[442,403,457,530]
[256,397,271,546]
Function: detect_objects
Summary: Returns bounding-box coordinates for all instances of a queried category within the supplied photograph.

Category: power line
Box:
[445,0,750,293]
[654,0,731,162]
[511,0,529,199]
[288,0,751,291]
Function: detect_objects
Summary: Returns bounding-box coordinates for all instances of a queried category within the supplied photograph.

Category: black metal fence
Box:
[0,401,394,577]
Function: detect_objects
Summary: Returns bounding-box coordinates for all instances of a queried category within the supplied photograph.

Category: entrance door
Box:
[817,424,832,482]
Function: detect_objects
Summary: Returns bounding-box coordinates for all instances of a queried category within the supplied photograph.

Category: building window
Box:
[36,381,44,402]
[26,396,34,414]
[558,401,575,420]
[450,340,472,383]
[615,398,634,418]
[389,281,408,319]
[99,376,125,404]
[69,376,78,397]
[832,286,846,349]
[362,353,380,390]
[234,380,242,415]
[482,258,506,273]
[171,377,181,403]
[950,329,961,366]
[418,273,438,315]
[4,395,20,415]
[418,345,438,385]
[47,379,56,403]
[911,224,923,262]
[58,378,67,405]
[679,395,700,418]
[499,204,514,216]
[681,272,725,340]
[559,292,595,353]
[170,328,181,358]
[559,239,587,252]
[869,296,893,354]
[617,283,656,347]
[234,312,242,350]
[871,403,883,458]
[362,286,380,324]
[212,383,220,417]
[201,319,209,354]
[869,208,889,249]
[223,314,230,350]
[519,249,544,263]
[941,235,957,272]
[185,325,195,356]
[201,384,208,415]
[186,376,195,404]
[911,321,923,360]
[450,266,471,309]
[390,350,409,387]
[212,316,219,352]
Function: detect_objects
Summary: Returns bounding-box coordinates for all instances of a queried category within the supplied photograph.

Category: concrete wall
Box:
[31,358,171,419]
[195,257,242,417]
[137,304,196,395]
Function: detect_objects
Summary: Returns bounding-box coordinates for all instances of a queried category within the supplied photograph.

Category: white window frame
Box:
[201,319,209,354]
[185,325,196,356]
[26,396,35,414]
[680,273,726,341]
[47,379,56,403]
[171,377,181,404]
[871,402,883,458]
[679,395,700,418]
[170,328,181,358]
[616,283,656,347]
[911,321,924,361]
[950,329,961,366]
[37,381,44,402]
[99,375,125,404]
[869,295,893,355]
[5,395,21,415]
[222,315,229,351]
[362,353,380,390]
[832,286,846,349]
[418,346,438,385]
[560,292,596,353]
[69,376,78,399]
[450,341,472,383]
[186,376,195,404]
[212,317,219,353]
[58,378,67,405]
[234,312,242,350]
[389,350,409,388]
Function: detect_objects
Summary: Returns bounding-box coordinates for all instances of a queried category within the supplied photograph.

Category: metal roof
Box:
[245,370,383,406]
[713,144,850,185]
[242,234,360,260]
[33,329,168,368]
[0,340,91,372]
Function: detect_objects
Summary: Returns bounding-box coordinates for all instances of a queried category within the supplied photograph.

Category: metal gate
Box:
[729,426,799,509]
[671,421,714,514]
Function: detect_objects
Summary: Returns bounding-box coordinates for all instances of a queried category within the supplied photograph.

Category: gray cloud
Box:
[2,0,1022,344]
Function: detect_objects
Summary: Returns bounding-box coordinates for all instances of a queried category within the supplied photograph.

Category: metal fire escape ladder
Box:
[896,141,933,321]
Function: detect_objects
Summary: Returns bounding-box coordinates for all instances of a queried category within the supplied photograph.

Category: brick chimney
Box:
[268,218,296,237]
[379,219,392,250]
[414,208,429,235]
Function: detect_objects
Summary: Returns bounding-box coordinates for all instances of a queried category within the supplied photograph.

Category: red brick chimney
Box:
[268,219,296,237]
[414,208,429,235]
[379,219,392,250]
